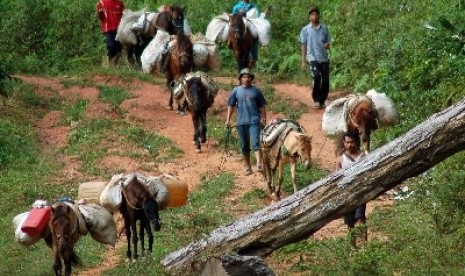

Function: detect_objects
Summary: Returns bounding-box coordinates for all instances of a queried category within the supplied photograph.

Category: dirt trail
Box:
[19,74,392,275]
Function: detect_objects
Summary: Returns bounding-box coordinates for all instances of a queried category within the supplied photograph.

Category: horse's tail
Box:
[188,77,207,112]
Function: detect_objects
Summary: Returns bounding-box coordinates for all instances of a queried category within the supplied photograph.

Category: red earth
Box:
[18,74,393,275]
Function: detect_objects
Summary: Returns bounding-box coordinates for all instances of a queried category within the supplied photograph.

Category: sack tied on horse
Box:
[205,12,271,46]
[171,71,218,104]
[77,202,117,246]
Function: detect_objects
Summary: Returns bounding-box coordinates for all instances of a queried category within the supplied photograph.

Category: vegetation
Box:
[0,0,464,274]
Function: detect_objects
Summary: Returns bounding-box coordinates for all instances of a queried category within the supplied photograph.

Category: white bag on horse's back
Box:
[193,43,209,68]
[205,13,230,42]
[117,9,144,46]
[141,30,171,73]
[366,89,400,127]
[143,176,170,210]
[13,212,42,247]
[248,18,271,46]
[63,201,88,236]
[78,204,117,246]
[322,97,351,136]
[100,174,124,214]
[246,7,260,19]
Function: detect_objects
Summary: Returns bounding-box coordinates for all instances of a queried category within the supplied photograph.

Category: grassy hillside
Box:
[1,0,465,274]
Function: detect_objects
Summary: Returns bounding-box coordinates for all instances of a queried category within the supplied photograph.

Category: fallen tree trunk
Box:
[162,98,465,274]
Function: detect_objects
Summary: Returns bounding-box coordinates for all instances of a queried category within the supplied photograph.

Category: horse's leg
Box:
[263,150,274,194]
[145,219,154,254]
[193,112,201,152]
[131,219,139,261]
[122,214,132,261]
[166,74,174,110]
[290,157,298,193]
[200,112,207,143]
[64,252,72,276]
[276,159,285,200]
[139,219,146,256]
[52,245,62,276]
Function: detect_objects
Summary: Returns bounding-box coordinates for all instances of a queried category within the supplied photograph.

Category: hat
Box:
[308,6,320,15]
[238,68,255,80]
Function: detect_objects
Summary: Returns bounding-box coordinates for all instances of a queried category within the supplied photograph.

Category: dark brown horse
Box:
[228,13,254,72]
[120,175,161,262]
[347,97,378,153]
[119,6,186,67]
[184,76,215,153]
[166,32,194,113]
[48,203,82,276]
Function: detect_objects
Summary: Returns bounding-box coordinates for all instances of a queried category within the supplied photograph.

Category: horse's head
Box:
[351,99,378,152]
[295,133,312,169]
[169,6,185,34]
[229,13,246,42]
[124,176,162,232]
[171,32,193,74]
[50,203,78,250]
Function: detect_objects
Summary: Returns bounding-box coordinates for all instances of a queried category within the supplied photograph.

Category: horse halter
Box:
[122,188,143,210]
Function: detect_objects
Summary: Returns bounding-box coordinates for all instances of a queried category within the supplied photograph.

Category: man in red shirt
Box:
[96,0,124,66]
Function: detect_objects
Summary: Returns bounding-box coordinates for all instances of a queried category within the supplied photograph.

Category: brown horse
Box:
[184,76,215,153]
[346,96,378,153]
[48,203,82,276]
[118,6,186,67]
[166,32,194,113]
[120,175,161,262]
[262,129,312,201]
[228,13,254,72]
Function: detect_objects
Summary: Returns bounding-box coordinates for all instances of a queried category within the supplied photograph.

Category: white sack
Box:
[322,97,351,136]
[248,18,271,46]
[141,30,172,73]
[366,89,400,127]
[205,13,230,42]
[116,9,144,46]
[78,204,117,246]
[100,174,124,214]
[13,212,42,247]
[193,43,209,68]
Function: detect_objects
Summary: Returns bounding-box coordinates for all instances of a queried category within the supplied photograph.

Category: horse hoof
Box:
[195,148,201,154]
[271,192,280,201]
[168,106,173,111]
[200,138,207,143]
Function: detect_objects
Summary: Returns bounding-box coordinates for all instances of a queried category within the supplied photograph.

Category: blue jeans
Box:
[237,123,261,155]
[344,204,366,227]
[104,31,121,58]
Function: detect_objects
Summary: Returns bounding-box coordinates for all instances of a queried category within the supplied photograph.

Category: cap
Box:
[238,68,255,80]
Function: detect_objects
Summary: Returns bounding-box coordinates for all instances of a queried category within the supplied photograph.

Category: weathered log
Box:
[162,98,465,274]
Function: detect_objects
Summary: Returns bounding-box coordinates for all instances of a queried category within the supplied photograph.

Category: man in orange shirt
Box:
[97,0,124,66]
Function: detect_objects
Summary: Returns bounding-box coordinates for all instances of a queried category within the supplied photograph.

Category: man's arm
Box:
[260,107,266,125]
[301,44,307,70]
[226,106,235,127]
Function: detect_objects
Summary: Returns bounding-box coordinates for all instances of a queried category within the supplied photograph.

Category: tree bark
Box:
[161,98,465,274]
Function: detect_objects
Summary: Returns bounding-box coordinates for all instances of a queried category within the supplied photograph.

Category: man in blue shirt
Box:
[299,6,332,109]
[226,68,267,176]
[232,0,260,68]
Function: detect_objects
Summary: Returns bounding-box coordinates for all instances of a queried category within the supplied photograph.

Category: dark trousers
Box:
[104,31,121,58]
[344,204,367,228]
[310,61,330,105]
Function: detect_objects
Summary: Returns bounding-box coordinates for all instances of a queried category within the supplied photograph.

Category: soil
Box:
[18,74,393,275]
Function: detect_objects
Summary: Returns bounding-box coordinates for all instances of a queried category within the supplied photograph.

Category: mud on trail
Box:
[19,74,392,274]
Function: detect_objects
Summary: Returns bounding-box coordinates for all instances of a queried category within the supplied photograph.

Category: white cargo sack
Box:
[366,89,400,127]
[248,18,271,46]
[193,43,209,68]
[205,13,230,42]
[142,176,170,210]
[100,174,124,214]
[116,9,144,46]
[322,97,351,136]
[141,30,171,73]
[13,212,42,247]
[78,204,117,246]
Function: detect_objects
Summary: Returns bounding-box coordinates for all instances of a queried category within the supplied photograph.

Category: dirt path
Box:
[19,74,392,275]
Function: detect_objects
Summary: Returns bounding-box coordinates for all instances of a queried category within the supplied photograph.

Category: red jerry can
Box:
[21,207,51,237]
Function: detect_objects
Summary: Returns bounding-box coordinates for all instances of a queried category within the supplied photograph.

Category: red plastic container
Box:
[21,207,51,237]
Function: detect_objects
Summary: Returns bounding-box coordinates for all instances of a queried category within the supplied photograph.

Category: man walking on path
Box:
[299,6,331,108]
[226,68,267,176]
